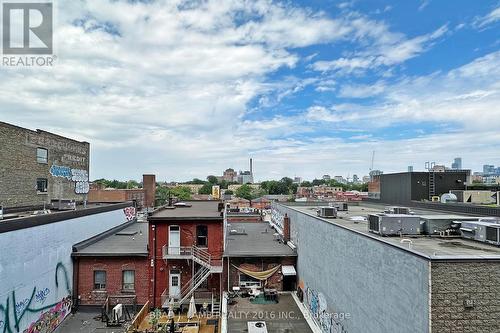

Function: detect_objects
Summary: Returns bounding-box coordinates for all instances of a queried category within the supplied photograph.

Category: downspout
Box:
[153,224,157,308]
[72,256,79,312]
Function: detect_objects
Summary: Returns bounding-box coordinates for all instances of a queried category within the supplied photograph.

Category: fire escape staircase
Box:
[162,246,222,309]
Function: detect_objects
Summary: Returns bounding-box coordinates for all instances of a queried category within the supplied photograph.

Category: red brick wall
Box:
[143,174,156,208]
[76,257,149,306]
[226,257,296,291]
[149,220,224,307]
[87,189,145,208]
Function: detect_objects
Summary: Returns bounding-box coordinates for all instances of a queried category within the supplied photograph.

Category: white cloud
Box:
[473,6,500,29]
[311,23,448,74]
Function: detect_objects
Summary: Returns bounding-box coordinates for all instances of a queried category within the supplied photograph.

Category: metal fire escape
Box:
[429,171,436,200]
[161,246,223,309]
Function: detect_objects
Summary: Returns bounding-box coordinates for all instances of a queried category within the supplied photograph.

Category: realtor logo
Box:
[2,2,53,54]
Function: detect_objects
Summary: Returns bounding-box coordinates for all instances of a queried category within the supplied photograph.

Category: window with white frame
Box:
[122,270,135,291]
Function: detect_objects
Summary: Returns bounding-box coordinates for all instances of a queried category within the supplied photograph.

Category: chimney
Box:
[142,174,156,208]
[250,158,253,175]
[283,214,290,243]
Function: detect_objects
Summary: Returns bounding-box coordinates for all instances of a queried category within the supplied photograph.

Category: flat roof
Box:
[284,203,500,260]
[0,202,133,234]
[73,221,148,257]
[148,201,223,220]
[224,222,296,257]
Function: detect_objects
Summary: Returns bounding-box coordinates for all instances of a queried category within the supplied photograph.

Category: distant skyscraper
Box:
[322,174,331,181]
[483,164,495,174]
[451,157,462,170]
[408,166,413,172]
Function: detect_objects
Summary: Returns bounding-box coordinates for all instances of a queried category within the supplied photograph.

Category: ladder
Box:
[429,172,436,200]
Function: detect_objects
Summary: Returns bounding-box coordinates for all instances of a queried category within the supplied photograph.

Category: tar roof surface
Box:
[73,221,148,257]
[225,222,296,257]
[287,203,500,260]
[149,201,222,220]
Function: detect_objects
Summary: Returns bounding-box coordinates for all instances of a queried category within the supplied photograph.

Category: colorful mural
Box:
[22,297,71,333]
[304,286,348,333]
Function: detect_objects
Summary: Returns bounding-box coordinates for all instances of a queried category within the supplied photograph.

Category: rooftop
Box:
[0,202,133,234]
[148,201,223,220]
[224,222,296,257]
[285,202,500,260]
[72,220,148,257]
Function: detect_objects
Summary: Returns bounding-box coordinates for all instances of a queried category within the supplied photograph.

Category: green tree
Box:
[207,175,219,184]
[199,183,213,195]
[224,189,234,195]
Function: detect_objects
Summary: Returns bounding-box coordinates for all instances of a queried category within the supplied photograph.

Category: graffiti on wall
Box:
[123,207,136,221]
[49,165,89,194]
[304,287,348,333]
[0,263,72,333]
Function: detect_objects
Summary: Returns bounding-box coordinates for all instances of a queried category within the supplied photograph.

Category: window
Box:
[36,148,48,164]
[122,270,135,291]
[94,270,106,290]
[36,178,48,193]
[196,225,208,247]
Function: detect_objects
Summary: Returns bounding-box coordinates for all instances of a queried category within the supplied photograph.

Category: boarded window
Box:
[36,148,48,163]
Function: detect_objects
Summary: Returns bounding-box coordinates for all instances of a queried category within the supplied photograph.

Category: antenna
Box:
[370,150,375,171]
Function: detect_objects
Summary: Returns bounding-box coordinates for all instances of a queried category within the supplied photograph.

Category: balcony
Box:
[162,245,194,259]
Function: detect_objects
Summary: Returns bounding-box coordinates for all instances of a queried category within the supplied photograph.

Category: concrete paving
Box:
[227,293,313,333]
[56,308,129,333]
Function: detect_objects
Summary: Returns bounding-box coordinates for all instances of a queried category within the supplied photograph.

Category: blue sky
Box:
[1,0,500,181]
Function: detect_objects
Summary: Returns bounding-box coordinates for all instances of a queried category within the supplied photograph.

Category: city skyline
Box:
[1,1,500,181]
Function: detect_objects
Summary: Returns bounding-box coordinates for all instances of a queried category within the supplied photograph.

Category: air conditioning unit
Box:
[460,221,500,246]
[0,205,3,220]
[317,207,337,218]
[384,206,411,215]
[331,202,348,211]
[368,214,422,236]
[248,321,268,333]
[51,199,76,211]
[420,215,479,235]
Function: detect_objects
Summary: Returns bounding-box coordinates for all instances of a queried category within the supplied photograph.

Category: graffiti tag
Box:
[34,289,50,305]
[0,263,71,333]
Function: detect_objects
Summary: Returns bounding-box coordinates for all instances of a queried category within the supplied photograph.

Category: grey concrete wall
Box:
[0,206,131,333]
[0,122,90,208]
[273,203,430,333]
[431,261,500,333]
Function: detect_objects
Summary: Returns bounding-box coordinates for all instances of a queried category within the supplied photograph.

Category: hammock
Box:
[232,264,281,281]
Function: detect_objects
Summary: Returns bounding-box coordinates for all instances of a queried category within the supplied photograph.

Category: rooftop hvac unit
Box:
[368,214,422,236]
[317,207,337,218]
[50,199,76,211]
[460,221,500,246]
[248,322,268,333]
[331,202,348,211]
[0,205,3,220]
[384,206,411,215]
[420,215,479,235]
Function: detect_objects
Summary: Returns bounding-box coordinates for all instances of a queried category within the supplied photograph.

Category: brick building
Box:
[224,219,297,291]
[0,121,90,209]
[72,220,149,307]
[88,174,156,209]
[148,201,224,312]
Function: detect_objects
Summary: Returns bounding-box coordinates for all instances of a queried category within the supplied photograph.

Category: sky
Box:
[1,0,500,182]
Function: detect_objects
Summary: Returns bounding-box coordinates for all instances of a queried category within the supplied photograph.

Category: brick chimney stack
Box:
[283,213,290,243]
[143,174,156,208]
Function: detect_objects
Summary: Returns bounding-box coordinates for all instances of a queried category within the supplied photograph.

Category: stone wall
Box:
[431,261,500,333]
[0,122,90,208]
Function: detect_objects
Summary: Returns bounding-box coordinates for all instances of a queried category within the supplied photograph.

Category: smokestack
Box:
[250,158,253,175]
[283,214,290,243]
[143,174,156,208]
